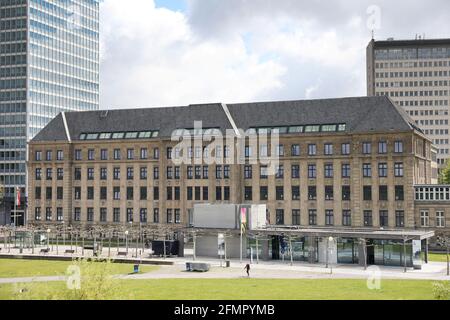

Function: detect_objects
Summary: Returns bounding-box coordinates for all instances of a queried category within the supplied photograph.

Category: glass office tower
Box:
[0,0,99,223]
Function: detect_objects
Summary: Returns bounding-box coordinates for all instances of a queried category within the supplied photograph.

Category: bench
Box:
[117,252,128,257]
[40,248,49,254]
[65,249,75,254]
[186,262,210,272]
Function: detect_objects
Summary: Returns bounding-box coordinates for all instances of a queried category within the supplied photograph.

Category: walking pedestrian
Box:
[244,263,251,277]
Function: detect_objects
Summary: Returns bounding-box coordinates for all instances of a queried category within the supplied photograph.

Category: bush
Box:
[432,281,450,300]
[13,259,132,300]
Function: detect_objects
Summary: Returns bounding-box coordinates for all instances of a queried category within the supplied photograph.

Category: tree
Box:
[439,160,450,184]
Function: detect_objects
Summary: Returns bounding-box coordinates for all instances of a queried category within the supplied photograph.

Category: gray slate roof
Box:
[32,96,417,142]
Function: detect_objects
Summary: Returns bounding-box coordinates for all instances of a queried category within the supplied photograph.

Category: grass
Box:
[0,259,158,278]
[0,279,444,300]
[429,253,449,263]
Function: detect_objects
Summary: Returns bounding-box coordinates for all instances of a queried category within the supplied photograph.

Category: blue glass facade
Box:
[0,0,99,199]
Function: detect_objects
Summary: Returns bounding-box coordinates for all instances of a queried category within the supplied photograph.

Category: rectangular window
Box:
[276,209,284,225]
[224,165,230,179]
[87,187,94,200]
[127,149,134,160]
[46,208,52,221]
[308,186,317,200]
[202,187,208,201]
[100,187,107,200]
[362,142,371,154]
[75,149,82,161]
[363,186,372,201]
[342,210,352,226]
[140,148,148,159]
[195,166,201,179]
[154,187,159,200]
[394,141,404,153]
[260,186,268,201]
[187,187,193,201]
[275,165,284,179]
[324,143,333,155]
[395,211,405,227]
[167,209,173,223]
[35,208,42,221]
[378,141,387,154]
[36,168,42,180]
[87,168,94,180]
[57,150,64,161]
[291,144,300,156]
[276,186,284,200]
[378,163,388,177]
[167,187,173,201]
[308,164,316,179]
[436,211,445,228]
[100,208,107,222]
[57,187,63,200]
[309,209,317,226]
[174,167,180,180]
[154,167,159,180]
[74,187,81,200]
[380,210,389,227]
[379,185,388,201]
[291,165,300,179]
[394,163,404,177]
[140,167,147,180]
[292,210,300,225]
[308,144,317,156]
[325,186,334,200]
[127,167,134,180]
[292,186,300,200]
[153,208,160,223]
[420,210,429,227]
[203,166,209,179]
[395,186,404,201]
[216,187,222,201]
[245,186,252,201]
[363,164,372,177]
[140,208,148,223]
[140,187,147,201]
[175,209,181,224]
[167,167,173,180]
[57,168,64,180]
[87,208,94,222]
[74,208,81,222]
[35,187,41,200]
[35,151,42,161]
[341,164,350,178]
[46,168,52,180]
[46,150,52,161]
[325,210,334,226]
[224,187,230,201]
[113,167,120,180]
[260,166,268,179]
[324,164,333,178]
[114,149,121,160]
[342,186,351,201]
[88,149,95,160]
[364,211,373,227]
[46,187,52,200]
[113,187,120,200]
[113,208,120,223]
[195,187,201,201]
[101,149,108,160]
[57,208,63,222]
[127,208,133,222]
[215,166,222,179]
[154,148,160,159]
[341,143,350,155]
[244,165,252,179]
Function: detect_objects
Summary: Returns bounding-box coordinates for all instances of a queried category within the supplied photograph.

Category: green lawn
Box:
[0,259,158,278]
[0,279,444,300]
[429,253,449,263]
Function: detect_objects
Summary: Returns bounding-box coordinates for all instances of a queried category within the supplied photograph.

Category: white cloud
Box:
[100,0,450,109]
[100,0,286,108]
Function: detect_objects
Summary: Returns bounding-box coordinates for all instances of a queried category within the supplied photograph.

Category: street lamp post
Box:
[125,230,129,255]
[46,228,50,251]
[62,221,66,248]
[328,236,334,274]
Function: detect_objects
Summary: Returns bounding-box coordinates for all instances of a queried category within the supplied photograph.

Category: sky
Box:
[99,0,450,109]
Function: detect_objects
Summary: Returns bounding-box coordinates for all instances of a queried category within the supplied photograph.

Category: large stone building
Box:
[367,38,450,168]
[26,96,449,266]
[0,0,100,224]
